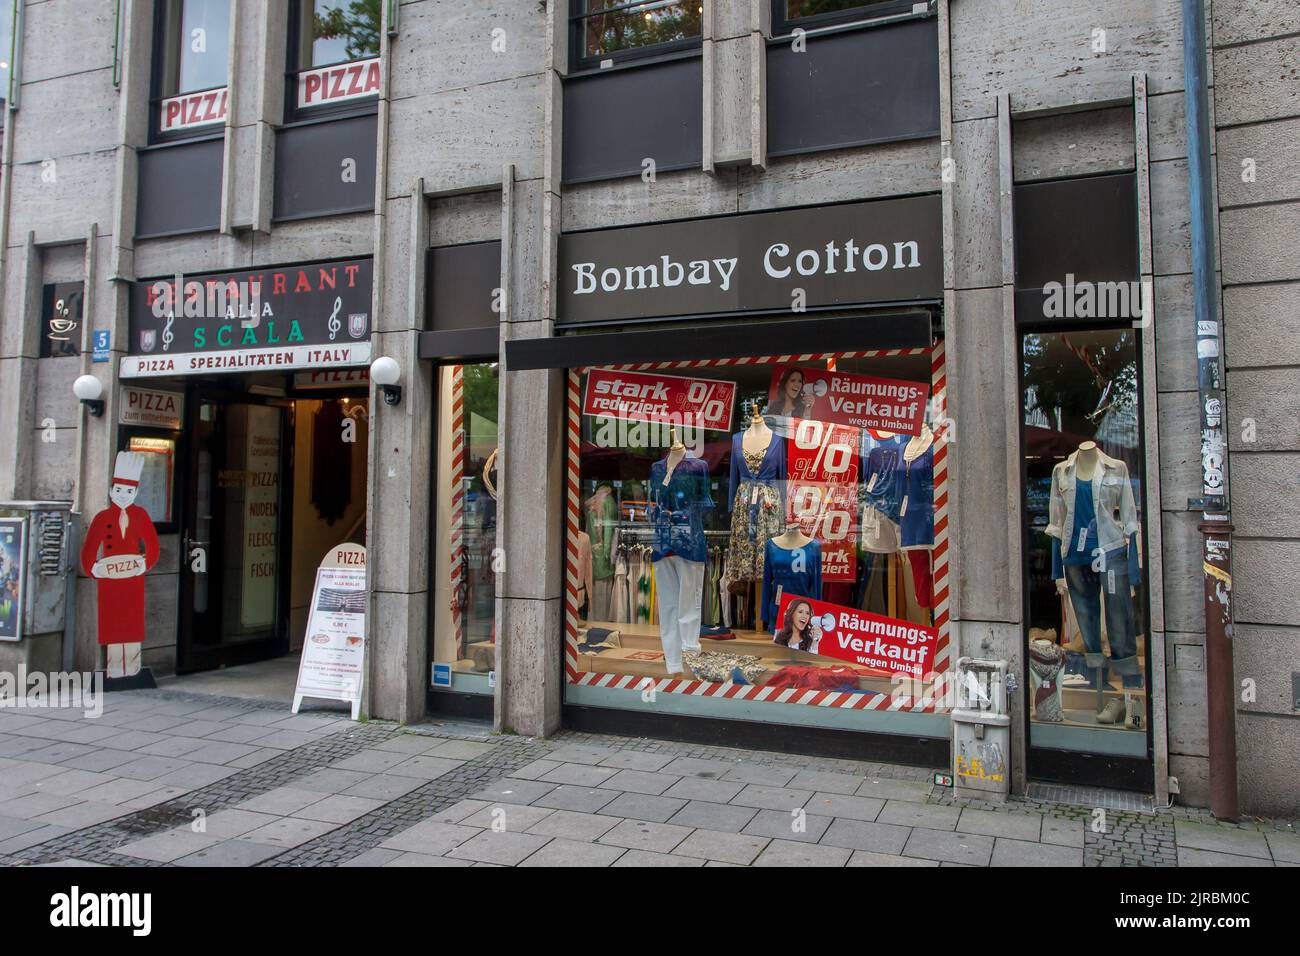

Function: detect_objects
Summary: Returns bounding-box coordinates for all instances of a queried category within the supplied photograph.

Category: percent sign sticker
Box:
[787,418,860,581]
[582,368,736,432]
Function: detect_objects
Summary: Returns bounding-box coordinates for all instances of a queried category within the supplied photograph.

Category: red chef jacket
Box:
[79,504,160,645]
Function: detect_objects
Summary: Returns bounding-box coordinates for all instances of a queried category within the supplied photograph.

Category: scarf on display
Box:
[1028,639,1066,722]
[684,652,766,685]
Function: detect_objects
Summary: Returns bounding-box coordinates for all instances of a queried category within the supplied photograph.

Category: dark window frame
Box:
[568,0,703,74]
[771,0,921,36]
[149,0,232,144]
[284,0,382,125]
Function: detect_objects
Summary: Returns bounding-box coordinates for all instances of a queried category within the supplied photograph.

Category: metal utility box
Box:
[0,501,75,640]
[951,656,1011,800]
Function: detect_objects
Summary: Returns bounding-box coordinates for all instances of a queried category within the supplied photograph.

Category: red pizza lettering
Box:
[346,63,364,96]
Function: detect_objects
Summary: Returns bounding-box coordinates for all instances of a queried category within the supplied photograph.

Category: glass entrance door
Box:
[178,396,289,672]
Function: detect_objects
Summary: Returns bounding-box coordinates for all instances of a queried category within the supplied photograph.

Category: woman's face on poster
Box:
[784,371,805,402]
[792,602,811,631]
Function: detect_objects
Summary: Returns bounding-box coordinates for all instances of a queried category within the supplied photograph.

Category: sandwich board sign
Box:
[293,542,367,719]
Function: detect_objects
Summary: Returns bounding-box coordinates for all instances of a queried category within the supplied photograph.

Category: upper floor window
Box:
[290,0,382,115]
[773,0,917,35]
[153,0,231,137]
[570,1,703,72]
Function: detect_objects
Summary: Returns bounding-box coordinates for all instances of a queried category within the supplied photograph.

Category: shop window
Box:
[570,0,703,72]
[431,363,500,695]
[39,283,83,359]
[1020,329,1150,757]
[152,0,232,138]
[773,0,916,34]
[289,0,382,117]
[565,345,953,732]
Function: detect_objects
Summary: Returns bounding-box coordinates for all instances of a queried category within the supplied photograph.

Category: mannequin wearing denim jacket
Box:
[649,450,713,673]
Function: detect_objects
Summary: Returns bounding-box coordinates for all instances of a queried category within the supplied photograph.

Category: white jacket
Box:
[1046,448,1140,556]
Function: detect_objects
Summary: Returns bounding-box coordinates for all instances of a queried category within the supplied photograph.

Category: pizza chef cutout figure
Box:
[80,451,160,678]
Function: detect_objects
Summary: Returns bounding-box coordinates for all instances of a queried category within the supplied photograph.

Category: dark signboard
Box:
[123,258,373,378]
[557,194,942,326]
[40,282,84,358]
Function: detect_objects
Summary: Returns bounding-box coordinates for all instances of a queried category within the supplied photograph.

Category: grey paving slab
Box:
[60,749,153,773]
[28,769,118,797]
[731,784,814,811]
[236,786,327,815]
[293,794,386,824]
[658,756,741,778]
[848,850,940,866]
[1041,815,1086,847]
[990,837,1084,867]
[421,740,495,760]
[339,774,426,801]
[819,817,912,855]
[509,759,562,780]
[380,821,481,855]
[803,792,886,822]
[426,799,491,824]
[753,839,851,867]
[742,807,832,844]
[385,755,465,780]
[19,742,98,764]
[854,778,935,802]
[121,714,189,733]
[196,724,275,745]
[1,762,69,788]
[1174,820,1272,860]
[135,736,207,758]
[372,734,442,755]
[117,830,220,863]
[788,769,865,795]
[241,817,339,849]
[667,800,760,834]
[719,764,799,787]
[1176,847,1275,867]
[877,800,962,831]
[110,755,195,782]
[1266,831,1300,864]
[600,769,681,795]
[0,824,73,854]
[661,776,745,803]
[537,762,620,787]
[903,829,995,866]
[599,791,688,824]
[195,808,281,838]
[152,763,239,790]
[526,809,621,843]
[119,785,189,809]
[225,747,281,770]
[163,720,231,739]
[181,741,264,766]
[672,829,769,865]
[598,818,693,854]
[545,744,620,766]
[34,801,131,829]
[612,848,705,866]
[384,852,475,867]
[292,768,375,794]
[94,731,170,752]
[252,730,320,750]
[0,791,79,819]
[957,808,1043,841]
[530,784,618,813]
[447,830,552,865]
[518,837,625,867]
[0,815,42,841]
[470,778,556,806]
[339,847,404,867]
[596,750,677,772]
[459,803,554,832]
[174,839,286,867]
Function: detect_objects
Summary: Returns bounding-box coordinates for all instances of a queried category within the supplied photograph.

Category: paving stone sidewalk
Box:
[0,689,1295,868]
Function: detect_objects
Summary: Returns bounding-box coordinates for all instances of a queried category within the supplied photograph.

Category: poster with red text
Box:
[775,593,938,680]
[768,365,927,436]
[583,368,736,432]
[785,418,859,581]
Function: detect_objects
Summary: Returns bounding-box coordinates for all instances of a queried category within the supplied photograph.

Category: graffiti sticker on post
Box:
[583,368,736,432]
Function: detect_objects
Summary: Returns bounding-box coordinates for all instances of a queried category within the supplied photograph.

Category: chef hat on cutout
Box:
[112,451,145,487]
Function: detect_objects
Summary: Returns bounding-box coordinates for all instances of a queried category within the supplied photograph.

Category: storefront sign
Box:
[0,518,27,642]
[786,419,860,582]
[125,258,373,378]
[119,387,184,430]
[240,407,280,630]
[297,57,381,109]
[775,593,938,680]
[768,364,928,435]
[294,368,370,389]
[582,368,736,432]
[293,543,367,719]
[159,87,228,133]
[558,194,941,325]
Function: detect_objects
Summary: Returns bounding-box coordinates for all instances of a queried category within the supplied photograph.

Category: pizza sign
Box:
[297,58,382,109]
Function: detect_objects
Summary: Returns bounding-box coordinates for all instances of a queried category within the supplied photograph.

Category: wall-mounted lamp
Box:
[73,374,105,417]
[370,356,402,406]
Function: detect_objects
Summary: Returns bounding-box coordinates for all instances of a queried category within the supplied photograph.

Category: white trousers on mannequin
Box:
[653,555,705,672]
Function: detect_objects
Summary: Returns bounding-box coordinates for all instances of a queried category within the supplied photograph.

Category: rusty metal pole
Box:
[1182,0,1238,820]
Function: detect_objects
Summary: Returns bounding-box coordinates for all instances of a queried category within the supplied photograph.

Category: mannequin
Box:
[725,401,786,586]
[584,484,618,620]
[761,521,822,633]
[648,429,713,675]
[896,423,936,612]
[1047,439,1144,727]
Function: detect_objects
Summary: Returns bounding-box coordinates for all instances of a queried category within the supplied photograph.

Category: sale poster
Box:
[775,592,938,680]
[768,364,928,436]
[786,418,859,581]
[293,543,367,718]
[583,368,736,432]
[0,518,26,642]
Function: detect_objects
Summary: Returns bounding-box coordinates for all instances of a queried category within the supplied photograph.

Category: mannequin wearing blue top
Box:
[761,526,823,634]
[725,407,787,583]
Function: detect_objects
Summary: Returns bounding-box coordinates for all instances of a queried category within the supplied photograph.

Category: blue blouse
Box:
[1051,478,1140,579]
[761,538,823,633]
[896,444,935,549]
[648,455,714,563]
[727,430,786,512]
[862,435,906,522]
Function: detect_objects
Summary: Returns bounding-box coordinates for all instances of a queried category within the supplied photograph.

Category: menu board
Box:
[240,406,281,629]
[293,543,367,719]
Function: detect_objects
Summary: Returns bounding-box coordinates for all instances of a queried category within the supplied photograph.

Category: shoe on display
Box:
[1061,673,1090,687]
[1096,698,1126,724]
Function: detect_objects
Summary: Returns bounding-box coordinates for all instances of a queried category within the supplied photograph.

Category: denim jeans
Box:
[1063,563,1143,688]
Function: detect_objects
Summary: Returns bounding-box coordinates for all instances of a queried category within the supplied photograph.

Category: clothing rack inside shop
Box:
[617,526,732,540]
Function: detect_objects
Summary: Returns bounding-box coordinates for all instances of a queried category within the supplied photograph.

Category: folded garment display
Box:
[577,641,616,653]
[699,626,736,640]
[684,651,766,684]
[766,664,863,692]
[581,626,621,646]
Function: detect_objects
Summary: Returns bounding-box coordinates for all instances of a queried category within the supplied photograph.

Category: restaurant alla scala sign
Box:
[122,258,373,378]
